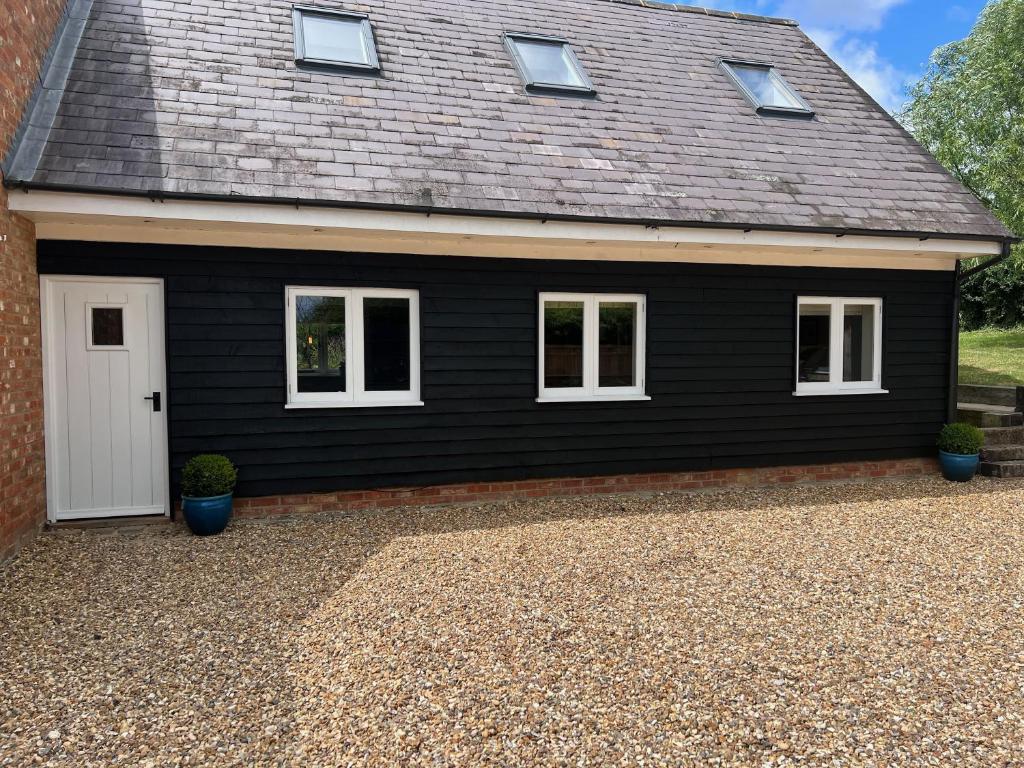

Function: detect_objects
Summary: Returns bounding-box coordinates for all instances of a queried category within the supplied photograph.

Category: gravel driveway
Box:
[3,476,1024,766]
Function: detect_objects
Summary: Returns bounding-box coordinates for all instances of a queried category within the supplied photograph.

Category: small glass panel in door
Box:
[91,307,124,347]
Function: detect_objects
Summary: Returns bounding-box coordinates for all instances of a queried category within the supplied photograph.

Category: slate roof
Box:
[5,0,1012,240]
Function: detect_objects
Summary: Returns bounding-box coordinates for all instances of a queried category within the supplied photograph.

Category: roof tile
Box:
[13,0,1010,239]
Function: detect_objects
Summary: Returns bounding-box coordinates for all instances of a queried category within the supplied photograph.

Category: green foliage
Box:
[937,423,986,455]
[960,256,1024,329]
[901,0,1024,234]
[181,454,237,498]
[901,0,1024,328]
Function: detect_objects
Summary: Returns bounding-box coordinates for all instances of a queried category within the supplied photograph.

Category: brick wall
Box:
[227,458,940,519]
[1,0,68,562]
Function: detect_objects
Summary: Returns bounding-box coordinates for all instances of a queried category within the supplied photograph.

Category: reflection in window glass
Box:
[300,13,372,66]
[91,307,124,346]
[843,304,876,383]
[544,301,585,388]
[513,38,585,87]
[363,297,411,392]
[296,295,346,393]
[798,304,831,383]
[730,64,802,109]
[598,302,637,387]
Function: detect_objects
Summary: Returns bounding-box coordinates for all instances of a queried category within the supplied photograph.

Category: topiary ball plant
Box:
[937,423,985,456]
[181,454,237,498]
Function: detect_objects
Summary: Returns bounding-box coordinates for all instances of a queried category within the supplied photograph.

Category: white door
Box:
[41,277,168,521]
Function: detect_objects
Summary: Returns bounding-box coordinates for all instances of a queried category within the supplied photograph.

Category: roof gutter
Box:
[958,239,1015,284]
[5,178,1019,247]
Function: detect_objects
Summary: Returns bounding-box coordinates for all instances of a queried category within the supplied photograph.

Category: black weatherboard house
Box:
[4,0,1013,522]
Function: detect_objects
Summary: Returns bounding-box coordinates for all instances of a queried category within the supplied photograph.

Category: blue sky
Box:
[683,0,989,112]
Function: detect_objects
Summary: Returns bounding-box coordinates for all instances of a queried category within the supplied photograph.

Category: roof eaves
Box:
[7,179,1016,245]
[605,0,799,27]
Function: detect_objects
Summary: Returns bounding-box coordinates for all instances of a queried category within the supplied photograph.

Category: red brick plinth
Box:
[229,458,940,519]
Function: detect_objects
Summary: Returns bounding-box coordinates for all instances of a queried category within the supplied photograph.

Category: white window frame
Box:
[285,286,421,409]
[537,292,648,403]
[795,296,886,396]
[720,59,815,118]
[292,6,380,73]
[504,33,595,95]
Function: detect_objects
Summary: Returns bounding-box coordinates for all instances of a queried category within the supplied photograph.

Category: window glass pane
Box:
[544,301,584,388]
[731,65,802,108]
[798,304,831,383]
[296,295,346,394]
[91,307,124,346]
[515,39,584,87]
[598,302,637,387]
[302,14,369,65]
[843,304,876,383]
[363,297,411,392]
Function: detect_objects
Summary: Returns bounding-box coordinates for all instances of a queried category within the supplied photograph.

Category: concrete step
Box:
[982,444,1024,462]
[980,460,1024,478]
[957,403,1023,428]
[958,384,1018,408]
[981,426,1024,446]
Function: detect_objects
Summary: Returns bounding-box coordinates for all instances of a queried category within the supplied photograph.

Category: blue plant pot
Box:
[939,451,980,483]
[182,493,233,535]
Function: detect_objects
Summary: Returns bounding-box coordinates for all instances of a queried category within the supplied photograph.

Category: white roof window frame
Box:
[292,5,381,74]
[504,33,596,96]
[720,59,815,118]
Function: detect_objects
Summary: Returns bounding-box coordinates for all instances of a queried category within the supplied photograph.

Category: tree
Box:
[901,0,1024,329]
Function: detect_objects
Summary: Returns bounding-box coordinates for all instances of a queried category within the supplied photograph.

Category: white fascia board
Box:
[9,190,1002,269]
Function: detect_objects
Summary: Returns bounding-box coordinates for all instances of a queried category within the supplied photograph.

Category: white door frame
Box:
[40,275,170,522]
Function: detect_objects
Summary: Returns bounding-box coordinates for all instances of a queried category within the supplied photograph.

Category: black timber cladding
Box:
[38,242,955,497]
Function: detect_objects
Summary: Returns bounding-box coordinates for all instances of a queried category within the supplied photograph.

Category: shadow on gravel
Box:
[268,475,1024,765]
[1,475,1018,765]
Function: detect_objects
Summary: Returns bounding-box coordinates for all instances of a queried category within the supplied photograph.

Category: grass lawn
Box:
[959,327,1024,386]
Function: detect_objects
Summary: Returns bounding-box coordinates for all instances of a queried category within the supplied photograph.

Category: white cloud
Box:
[774,0,907,31]
[776,1,914,112]
[667,0,914,113]
[773,1,915,114]
[802,27,914,113]
[687,0,906,29]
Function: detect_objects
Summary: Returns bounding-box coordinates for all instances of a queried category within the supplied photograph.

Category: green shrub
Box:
[937,423,985,455]
[961,254,1024,331]
[181,454,237,497]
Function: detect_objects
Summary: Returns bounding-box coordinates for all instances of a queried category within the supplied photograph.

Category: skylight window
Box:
[721,61,813,117]
[505,34,594,95]
[293,6,379,73]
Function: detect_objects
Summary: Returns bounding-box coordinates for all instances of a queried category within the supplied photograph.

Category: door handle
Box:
[144,392,162,412]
